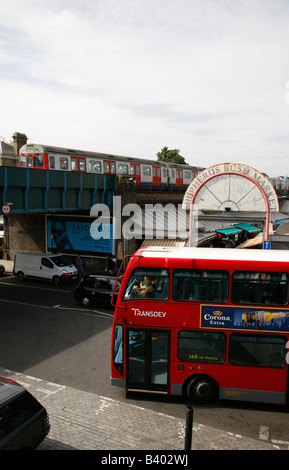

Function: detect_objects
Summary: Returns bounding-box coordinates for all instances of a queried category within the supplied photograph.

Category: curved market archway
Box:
[182,163,279,247]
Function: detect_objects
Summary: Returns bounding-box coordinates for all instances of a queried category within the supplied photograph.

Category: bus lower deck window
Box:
[229,333,286,367]
[178,330,226,363]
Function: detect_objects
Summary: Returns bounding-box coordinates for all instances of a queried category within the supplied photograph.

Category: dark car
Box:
[0,264,5,275]
[74,274,122,308]
[0,376,50,450]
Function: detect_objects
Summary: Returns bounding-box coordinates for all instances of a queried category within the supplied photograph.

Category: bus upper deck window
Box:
[123,268,169,300]
[231,271,289,305]
[173,269,228,303]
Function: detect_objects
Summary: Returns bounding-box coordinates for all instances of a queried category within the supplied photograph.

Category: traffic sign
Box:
[1,204,11,215]
[263,240,271,250]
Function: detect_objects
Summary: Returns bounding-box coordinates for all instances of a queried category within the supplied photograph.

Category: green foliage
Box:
[156,146,187,165]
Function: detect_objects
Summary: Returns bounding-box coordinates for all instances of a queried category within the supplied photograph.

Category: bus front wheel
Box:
[186,375,218,405]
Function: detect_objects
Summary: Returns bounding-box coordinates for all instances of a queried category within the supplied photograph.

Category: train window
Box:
[171,169,175,178]
[118,163,129,174]
[162,168,166,178]
[104,161,116,174]
[88,160,101,172]
[19,155,27,167]
[60,157,68,170]
[71,159,77,171]
[142,166,151,176]
[28,155,33,167]
[33,154,44,167]
[49,156,55,169]
[184,171,191,179]
[79,160,86,172]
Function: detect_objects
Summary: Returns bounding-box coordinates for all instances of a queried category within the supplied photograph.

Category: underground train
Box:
[18,143,286,194]
[18,143,204,189]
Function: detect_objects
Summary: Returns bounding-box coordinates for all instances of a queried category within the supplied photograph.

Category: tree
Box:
[156,146,187,165]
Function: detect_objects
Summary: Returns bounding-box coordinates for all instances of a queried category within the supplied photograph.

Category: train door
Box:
[152,166,161,186]
[130,163,141,185]
[71,156,86,172]
[104,160,116,175]
[127,328,170,393]
[176,169,183,187]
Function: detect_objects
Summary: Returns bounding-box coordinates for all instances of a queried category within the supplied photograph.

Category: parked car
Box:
[0,264,5,275]
[74,273,122,308]
[0,376,50,450]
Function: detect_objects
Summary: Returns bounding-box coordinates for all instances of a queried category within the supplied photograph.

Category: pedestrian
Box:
[75,255,84,279]
[105,254,114,274]
[112,254,118,274]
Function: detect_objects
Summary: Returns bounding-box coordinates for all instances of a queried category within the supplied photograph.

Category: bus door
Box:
[176,169,183,187]
[71,156,86,172]
[127,328,170,393]
[152,166,161,186]
[130,163,141,185]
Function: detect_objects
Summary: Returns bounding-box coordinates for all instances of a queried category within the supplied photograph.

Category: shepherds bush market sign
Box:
[201,305,289,332]
[182,162,279,212]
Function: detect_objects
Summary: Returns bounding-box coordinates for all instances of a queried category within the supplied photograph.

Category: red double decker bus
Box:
[111,247,289,405]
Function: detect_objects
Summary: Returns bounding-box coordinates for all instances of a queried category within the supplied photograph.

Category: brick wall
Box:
[5,213,46,259]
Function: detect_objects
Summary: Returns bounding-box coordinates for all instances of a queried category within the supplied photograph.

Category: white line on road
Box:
[0,280,71,293]
[259,426,270,441]
[0,298,51,309]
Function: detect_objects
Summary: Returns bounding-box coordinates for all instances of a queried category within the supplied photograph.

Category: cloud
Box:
[1,0,289,175]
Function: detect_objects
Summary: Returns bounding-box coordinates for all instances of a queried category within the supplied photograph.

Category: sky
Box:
[1,0,289,177]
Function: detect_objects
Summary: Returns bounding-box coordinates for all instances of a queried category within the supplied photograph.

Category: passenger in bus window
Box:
[133,276,155,297]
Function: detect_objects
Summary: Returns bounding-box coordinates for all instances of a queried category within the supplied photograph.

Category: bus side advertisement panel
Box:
[200,305,289,332]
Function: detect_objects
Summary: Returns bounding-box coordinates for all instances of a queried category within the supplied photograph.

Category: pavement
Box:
[0,259,13,273]
[0,367,282,452]
[0,260,284,452]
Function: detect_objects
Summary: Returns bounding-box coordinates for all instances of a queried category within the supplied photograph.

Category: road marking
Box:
[259,426,270,441]
[53,304,113,317]
[0,280,71,293]
[0,298,51,309]
[83,311,113,319]
[0,297,113,317]
[53,305,91,312]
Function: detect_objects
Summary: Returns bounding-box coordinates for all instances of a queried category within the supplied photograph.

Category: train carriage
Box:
[18,143,203,189]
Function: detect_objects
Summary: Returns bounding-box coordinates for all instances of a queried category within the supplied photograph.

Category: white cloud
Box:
[1,0,289,175]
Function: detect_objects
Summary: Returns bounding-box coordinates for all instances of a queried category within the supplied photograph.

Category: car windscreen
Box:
[51,255,71,267]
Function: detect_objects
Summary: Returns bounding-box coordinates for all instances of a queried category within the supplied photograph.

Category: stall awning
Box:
[233,223,261,233]
[215,228,242,236]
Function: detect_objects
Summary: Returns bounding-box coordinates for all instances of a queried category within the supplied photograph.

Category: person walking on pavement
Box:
[75,255,84,279]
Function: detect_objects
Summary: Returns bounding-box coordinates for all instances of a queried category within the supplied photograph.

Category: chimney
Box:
[12,132,28,154]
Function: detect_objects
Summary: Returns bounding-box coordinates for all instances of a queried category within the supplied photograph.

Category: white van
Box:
[13,252,78,285]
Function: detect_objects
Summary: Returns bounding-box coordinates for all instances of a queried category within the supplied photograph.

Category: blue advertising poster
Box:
[201,305,289,332]
[47,219,113,253]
